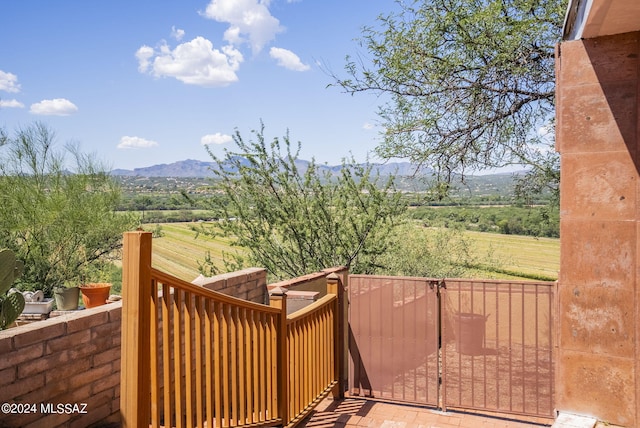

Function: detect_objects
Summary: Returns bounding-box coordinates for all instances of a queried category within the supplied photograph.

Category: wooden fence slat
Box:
[268,314,277,418]
[204,300,214,428]
[222,304,231,426]
[150,279,160,428]
[161,282,173,428]
[194,295,204,428]
[231,306,238,426]
[238,307,246,425]
[256,313,263,421]
[173,289,184,428]
[213,301,222,428]
[185,291,194,428]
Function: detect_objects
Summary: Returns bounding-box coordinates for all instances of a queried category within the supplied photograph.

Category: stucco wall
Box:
[556,31,640,426]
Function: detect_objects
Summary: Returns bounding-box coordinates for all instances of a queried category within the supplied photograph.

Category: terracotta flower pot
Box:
[79,283,111,308]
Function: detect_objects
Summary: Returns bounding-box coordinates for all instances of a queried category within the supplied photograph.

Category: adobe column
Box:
[555,32,640,427]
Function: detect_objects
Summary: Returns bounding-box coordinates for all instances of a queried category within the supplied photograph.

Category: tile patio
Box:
[298,397,553,428]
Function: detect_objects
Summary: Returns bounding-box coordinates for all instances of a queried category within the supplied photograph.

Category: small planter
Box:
[53,286,80,311]
[20,290,53,315]
[455,312,487,355]
[22,298,54,315]
[79,283,111,308]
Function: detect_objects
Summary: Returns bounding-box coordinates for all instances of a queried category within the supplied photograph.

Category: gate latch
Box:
[429,279,446,291]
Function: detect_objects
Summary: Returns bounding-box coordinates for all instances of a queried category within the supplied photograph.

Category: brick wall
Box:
[0,303,121,428]
[191,267,268,304]
[0,268,268,428]
[267,266,349,298]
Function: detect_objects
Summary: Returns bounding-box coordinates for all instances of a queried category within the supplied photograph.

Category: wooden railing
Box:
[279,279,340,425]
[120,231,343,428]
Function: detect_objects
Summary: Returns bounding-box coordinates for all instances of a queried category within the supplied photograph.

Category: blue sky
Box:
[0,1,397,170]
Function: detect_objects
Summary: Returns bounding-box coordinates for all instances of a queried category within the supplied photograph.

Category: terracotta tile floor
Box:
[298,397,553,428]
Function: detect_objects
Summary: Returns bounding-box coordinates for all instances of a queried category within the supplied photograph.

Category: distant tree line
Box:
[409,205,559,238]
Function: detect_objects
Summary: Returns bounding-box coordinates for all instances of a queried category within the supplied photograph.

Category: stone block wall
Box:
[556,31,640,426]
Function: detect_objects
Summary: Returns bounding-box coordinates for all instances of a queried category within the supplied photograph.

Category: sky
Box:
[0,0,398,170]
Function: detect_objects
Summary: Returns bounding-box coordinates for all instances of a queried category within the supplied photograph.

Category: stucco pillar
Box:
[555,32,640,426]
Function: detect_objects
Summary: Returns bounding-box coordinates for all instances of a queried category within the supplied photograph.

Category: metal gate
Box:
[348,276,440,406]
[348,275,555,419]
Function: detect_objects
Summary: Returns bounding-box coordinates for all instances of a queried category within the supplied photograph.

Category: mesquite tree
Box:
[0,123,137,296]
[198,124,406,280]
[333,0,565,199]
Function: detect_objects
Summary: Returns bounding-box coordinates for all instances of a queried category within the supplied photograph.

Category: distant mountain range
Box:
[111,158,426,178]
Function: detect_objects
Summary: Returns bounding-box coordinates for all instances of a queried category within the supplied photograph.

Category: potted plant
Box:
[0,249,25,329]
[79,282,111,308]
[53,282,80,311]
[77,262,118,308]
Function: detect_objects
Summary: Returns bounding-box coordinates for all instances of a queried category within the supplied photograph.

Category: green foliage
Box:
[333,0,565,197]
[0,249,25,330]
[0,123,138,296]
[198,123,407,280]
[140,209,214,224]
[376,224,499,278]
[409,205,559,237]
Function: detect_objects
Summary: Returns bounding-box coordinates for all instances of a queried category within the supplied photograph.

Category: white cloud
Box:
[30,98,78,116]
[0,70,21,93]
[136,37,244,87]
[136,45,155,73]
[201,133,233,145]
[362,122,375,130]
[0,99,24,108]
[117,136,159,149]
[269,47,309,71]
[171,26,185,41]
[202,0,283,53]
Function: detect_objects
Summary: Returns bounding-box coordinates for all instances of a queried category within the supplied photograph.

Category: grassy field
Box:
[148,222,560,282]
[463,230,559,280]
[148,222,240,281]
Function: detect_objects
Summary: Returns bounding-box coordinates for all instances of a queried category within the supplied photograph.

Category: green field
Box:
[149,223,240,281]
[463,230,559,280]
[148,222,559,282]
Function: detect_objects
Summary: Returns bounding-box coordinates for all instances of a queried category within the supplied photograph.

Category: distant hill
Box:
[111,159,217,177]
[112,159,534,198]
[111,158,424,178]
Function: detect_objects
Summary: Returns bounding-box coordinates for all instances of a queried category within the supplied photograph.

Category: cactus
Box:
[0,249,25,330]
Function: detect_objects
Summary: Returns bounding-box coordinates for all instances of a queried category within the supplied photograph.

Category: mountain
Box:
[111,159,218,177]
[111,158,423,178]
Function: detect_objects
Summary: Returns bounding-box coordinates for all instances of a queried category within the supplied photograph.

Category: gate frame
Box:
[347,275,556,420]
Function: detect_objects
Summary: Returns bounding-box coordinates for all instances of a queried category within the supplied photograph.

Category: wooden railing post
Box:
[269,286,289,423]
[120,231,153,428]
[327,273,345,399]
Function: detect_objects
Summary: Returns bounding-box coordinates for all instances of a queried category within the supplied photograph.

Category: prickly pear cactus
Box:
[0,249,25,330]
